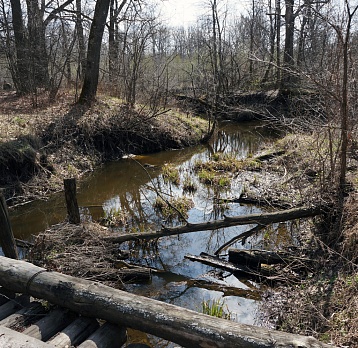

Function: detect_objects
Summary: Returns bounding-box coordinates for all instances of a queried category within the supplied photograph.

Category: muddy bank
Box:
[0,93,209,206]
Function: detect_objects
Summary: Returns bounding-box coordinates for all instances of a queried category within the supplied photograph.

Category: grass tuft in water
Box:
[101,207,127,227]
[201,298,232,320]
[153,196,194,222]
[162,163,180,185]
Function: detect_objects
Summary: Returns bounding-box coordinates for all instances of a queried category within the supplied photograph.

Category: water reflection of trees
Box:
[208,123,263,157]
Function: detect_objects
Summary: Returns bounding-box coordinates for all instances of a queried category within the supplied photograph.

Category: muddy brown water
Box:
[6,121,292,346]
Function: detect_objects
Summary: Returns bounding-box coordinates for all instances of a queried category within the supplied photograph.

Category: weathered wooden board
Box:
[0,325,56,348]
[0,256,335,348]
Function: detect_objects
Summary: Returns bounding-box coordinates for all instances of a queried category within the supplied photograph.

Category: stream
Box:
[7,121,290,347]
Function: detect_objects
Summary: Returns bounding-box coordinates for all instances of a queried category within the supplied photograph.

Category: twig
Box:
[214,224,267,255]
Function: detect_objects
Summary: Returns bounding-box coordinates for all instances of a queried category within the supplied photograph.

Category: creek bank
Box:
[0,92,210,206]
[175,88,322,122]
[24,123,358,347]
[239,135,358,347]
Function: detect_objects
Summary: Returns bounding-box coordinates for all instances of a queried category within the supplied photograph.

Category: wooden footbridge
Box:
[0,190,335,348]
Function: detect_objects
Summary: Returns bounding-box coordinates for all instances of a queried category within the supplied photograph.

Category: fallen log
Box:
[0,256,334,348]
[0,301,46,329]
[105,205,322,243]
[77,322,126,348]
[229,249,296,268]
[185,253,273,280]
[214,224,267,255]
[186,279,262,300]
[22,307,77,341]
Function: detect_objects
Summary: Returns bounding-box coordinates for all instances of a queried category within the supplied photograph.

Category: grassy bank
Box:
[250,131,358,347]
[0,91,209,205]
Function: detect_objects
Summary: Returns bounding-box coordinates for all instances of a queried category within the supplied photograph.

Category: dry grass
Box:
[256,130,358,347]
[28,222,127,286]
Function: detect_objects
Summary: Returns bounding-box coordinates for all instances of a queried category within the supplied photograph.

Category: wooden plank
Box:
[0,256,334,348]
[0,294,30,320]
[0,325,56,348]
[77,322,126,348]
[48,316,99,347]
[22,307,77,341]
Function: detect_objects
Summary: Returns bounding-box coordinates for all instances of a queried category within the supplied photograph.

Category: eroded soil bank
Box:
[0,91,209,205]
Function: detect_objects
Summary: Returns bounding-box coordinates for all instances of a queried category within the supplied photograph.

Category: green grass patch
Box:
[153,196,194,221]
[201,299,232,320]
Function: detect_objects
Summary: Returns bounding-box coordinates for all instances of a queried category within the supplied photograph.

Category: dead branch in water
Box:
[105,205,323,244]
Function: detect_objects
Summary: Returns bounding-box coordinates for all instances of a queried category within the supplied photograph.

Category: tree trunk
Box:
[26,0,50,89]
[78,0,111,104]
[9,0,30,93]
[281,0,295,89]
[276,0,281,87]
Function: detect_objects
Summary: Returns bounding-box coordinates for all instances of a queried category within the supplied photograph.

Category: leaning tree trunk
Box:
[78,0,111,104]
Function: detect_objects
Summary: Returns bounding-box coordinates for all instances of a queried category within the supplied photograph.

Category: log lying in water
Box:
[186,279,262,300]
[0,256,334,348]
[105,205,322,243]
[185,252,273,280]
[229,249,295,268]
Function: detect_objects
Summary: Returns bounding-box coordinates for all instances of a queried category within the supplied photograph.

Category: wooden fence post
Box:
[64,178,81,224]
[0,192,18,259]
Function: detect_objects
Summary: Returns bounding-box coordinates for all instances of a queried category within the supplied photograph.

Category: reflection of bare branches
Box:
[132,158,189,223]
[214,224,267,256]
